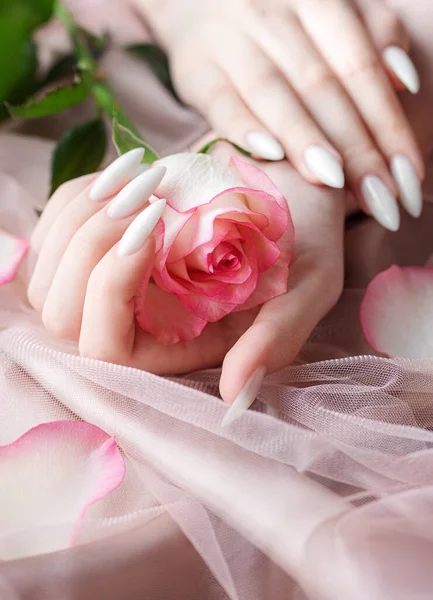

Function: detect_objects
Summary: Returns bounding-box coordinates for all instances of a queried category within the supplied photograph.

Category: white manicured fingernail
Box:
[391,155,422,219]
[361,175,400,232]
[246,132,285,161]
[383,46,420,94]
[107,166,166,220]
[90,149,145,201]
[304,146,345,189]
[221,366,266,428]
[117,199,166,257]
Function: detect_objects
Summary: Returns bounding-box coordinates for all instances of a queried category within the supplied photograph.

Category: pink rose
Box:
[135,153,294,345]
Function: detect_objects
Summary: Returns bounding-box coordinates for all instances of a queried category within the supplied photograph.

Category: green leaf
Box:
[127,44,181,103]
[0,39,38,121]
[197,138,253,158]
[7,77,90,119]
[112,110,159,164]
[50,119,107,194]
[0,0,54,102]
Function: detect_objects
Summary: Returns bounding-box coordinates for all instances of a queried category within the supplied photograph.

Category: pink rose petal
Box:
[0,229,29,286]
[135,282,208,345]
[230,157,292,241]
[0,421,125,560]
[360,265,433,358]
[154,153,242,212]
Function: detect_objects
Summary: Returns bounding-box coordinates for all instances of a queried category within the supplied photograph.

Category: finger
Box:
[215,32,345,189]
[355,0,418,92]
[31,174,95,254]
[297,0,424,218]
[182,60,286,161]
[79,202,165,363]
[220,176,345,419]
[28,149,145,312]
[248,9,401,228]
[40,168,166,341]
[220,253,344,424]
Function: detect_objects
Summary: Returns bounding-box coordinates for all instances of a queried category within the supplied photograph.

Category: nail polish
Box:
[361,175,400,232]
[246,132,285,161]
[304,146,345,189]
[117,199,166,257]
[107,166,166,220]
[221,366,266,427]
[90,148,145,201]
[383,46,420,94]
[391,155,422,219]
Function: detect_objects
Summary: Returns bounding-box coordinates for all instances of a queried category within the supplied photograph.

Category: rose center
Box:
[211,243,242,274]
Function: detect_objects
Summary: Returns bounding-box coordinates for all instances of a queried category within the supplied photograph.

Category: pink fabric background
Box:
[1,1,433,598]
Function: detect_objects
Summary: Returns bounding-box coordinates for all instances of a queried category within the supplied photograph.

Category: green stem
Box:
[197,137,253,158]
[55,1,95,73]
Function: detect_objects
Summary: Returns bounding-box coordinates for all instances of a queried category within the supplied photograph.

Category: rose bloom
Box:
[135,153,294,345]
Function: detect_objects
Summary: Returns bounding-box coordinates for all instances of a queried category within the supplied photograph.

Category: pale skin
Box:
[135,0,424,213]
[29,0,433,405]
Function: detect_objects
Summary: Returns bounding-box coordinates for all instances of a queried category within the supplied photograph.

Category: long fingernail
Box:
[391,155,422,219]
[221,366,266,428]
[383,46,420,94]
[246,132,285,161]
[107,166,166,220]
[90,148,145,201]
[117,199,166,257]
[304,146,345,189]
[361,175,400,231]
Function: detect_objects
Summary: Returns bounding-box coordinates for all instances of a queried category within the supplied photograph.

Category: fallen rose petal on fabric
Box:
[0,421,125,560]
[0,230,29,286]
[360,265,433,358]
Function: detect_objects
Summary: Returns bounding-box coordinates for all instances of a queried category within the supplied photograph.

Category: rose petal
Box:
[135,283,208,345]
[154,153,242,212]
[178,241,259,322]
[237,258,289,312]
[0,229,29,286]
[360,265,433,358]
[167,200,269,263]
[230,156,292,241]
[0,421,125,560]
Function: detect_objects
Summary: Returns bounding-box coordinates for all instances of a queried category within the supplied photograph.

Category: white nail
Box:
[304,146,345,189]
[221,366,266,428]
[117,199,166,257]
[246,132,285,161]
[361,175,400,232]
[107,166,166,220]
[383,46,420,94]
[90,148,145,201]
[391,155,422,219]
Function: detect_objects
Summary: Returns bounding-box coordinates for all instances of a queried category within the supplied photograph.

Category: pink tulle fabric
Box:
[2,2,433,598]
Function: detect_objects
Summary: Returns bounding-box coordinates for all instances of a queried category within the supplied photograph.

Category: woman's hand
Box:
[135,0,423,228]
[27,149,344,412]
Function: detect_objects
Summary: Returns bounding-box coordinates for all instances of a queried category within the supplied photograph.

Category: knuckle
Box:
[205,81,235,112]
[298,65,338,95]
[341,54,381,82]
[243,68,283,101]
